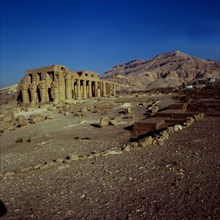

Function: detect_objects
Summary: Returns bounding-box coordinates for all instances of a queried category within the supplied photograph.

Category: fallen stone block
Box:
[16,115,28,127]
[0,121,11,132]
[99,116,109,127]
[70,154,79,161]
[133,117,166,136]
[138,136,153,147]
[2,111,15,123]
[109,116,122,126]
[29,114,45,124]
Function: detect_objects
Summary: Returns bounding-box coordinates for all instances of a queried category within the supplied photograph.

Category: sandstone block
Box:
[109,119,120,126]
[106,150,123,155]
[121,144,131,152]
[29,114,45,124]
[123,145,131,152]
[0,121,11,132]
[4,171,15,176]
[2,111,15,123]
[138,136,153,147]
[55,158,64,163]
[99,116,109,127]
[151,105,159,115]
[70,154,79,161]
[125,107,132,114]
[33,163,44,169]
[45,115,54,120]
[16,115,28,127]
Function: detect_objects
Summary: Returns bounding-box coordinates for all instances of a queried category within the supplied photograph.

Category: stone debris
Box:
[0,121,12,132]
[55,158,64,163]
[99,116,110,127]
[70,154,79,161]
[45,115,54,120]
[3,171,15,176]
[0,111,15,132]
[138,136,153,147]
[0,112,206,177]
[106,150,123,155]
[121,144,131,152]
[29,114,45,124]
[109,115,122,126]
[16,115,28,127]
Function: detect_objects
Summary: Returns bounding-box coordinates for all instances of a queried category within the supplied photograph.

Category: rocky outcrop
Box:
[102,51,220,91]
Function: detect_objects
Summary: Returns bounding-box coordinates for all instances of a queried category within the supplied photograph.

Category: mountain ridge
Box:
[102,51,220,91]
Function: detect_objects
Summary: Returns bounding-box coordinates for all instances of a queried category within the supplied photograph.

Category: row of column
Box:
[20,74,115,105]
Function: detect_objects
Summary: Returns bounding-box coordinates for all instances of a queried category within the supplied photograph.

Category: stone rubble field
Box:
[0,88,220,219]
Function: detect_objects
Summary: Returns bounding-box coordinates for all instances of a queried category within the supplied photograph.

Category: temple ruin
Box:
[17,65,116,105]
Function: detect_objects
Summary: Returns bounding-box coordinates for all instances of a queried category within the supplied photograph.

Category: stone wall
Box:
[17,65,116,105]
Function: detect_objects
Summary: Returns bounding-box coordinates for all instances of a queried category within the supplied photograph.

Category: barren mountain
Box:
[102,51,220,91]
[0,84,18,94]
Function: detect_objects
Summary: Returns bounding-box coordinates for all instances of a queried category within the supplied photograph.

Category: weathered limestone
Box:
[17,65,115,106]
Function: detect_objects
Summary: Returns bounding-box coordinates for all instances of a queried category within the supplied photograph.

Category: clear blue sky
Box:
[1,0,220,87]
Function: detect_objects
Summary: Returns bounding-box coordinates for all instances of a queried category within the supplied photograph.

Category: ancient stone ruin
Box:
[17,65,116,105]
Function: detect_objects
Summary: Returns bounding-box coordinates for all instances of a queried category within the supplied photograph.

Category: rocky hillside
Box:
[102,51,220,91]
[0,84,18,94]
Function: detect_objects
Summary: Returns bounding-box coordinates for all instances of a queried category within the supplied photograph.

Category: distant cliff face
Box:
[102,51,220,91]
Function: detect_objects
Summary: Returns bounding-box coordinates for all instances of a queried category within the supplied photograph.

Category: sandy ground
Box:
[0,92,220,219]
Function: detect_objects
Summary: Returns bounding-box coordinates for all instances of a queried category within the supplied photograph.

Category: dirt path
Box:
[1,117,220,219]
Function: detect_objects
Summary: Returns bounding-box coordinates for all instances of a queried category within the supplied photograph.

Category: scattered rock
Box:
[29,114,45,124]
[122,144,131,152]
[99,116,109,127]
[106,150,123,155]
[55,158,64,163]
[16,115,28,127]
[2,111,15,123]
[0,121,11,132]
[33,163,44,170]
[4,171,15,176]
[47,106,54,111]
[45,115,54,120]
[70,154,79,161]
[138,136,153,147]
[151,105,159,115]
[125,107,132,115]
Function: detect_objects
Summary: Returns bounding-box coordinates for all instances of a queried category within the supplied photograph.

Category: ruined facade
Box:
[17,65,116,105]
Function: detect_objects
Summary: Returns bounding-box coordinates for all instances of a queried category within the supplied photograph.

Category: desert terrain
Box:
[0,82,220,219]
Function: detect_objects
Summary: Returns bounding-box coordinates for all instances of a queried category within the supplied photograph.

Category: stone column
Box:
[58,72,65,101]
[88,81,92,98]
[77,79,81,99]
[103,82,107,97]
[45,72,51,88]
[21,85,29,104]
[94,81,98,97]
[30,84,37,105]
[40,80,47,103]
[97,82,101,98]
[52,82,58,104]
[65,73,72,100]
[112,83,116,96]
[83,80,87,99]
